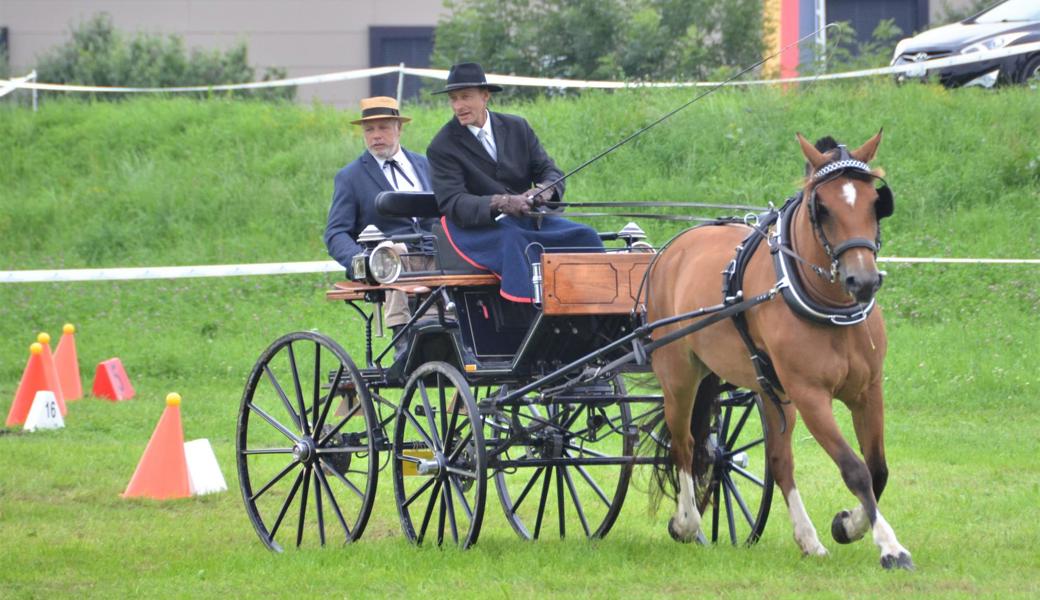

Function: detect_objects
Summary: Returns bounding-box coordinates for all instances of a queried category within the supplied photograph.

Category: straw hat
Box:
[350,96,412,125]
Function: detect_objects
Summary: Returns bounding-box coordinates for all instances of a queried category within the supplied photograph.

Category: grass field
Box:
[1,82,1039,598]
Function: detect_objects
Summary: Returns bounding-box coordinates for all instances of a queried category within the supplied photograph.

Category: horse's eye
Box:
[815,204,829,220]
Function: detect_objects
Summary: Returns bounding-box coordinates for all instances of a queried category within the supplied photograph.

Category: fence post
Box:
[396,62,405,105]
[30,70,38,112]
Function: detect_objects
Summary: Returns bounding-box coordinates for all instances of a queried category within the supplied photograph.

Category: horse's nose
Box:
[844,272,881,304]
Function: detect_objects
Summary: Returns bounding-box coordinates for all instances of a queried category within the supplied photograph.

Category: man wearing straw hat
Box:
[324,96,435,341]
[427,62,603,303]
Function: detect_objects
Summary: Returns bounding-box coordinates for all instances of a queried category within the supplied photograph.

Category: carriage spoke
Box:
[242,447,294,455]
[313,469,326,546]
[286,343,310,437]
[572,462,612,508]
[403,477,436,509]
[263,364,302,432]
[315,466,352,540]
[731,464,765,487]
[443,396,462,455]
[249,459,300,502]
[269,470,304,542]
[510,467,544,514]
[722,474,737,545]
[724,472,756,529]
[437,486,447,546]
[417,480,443,545]
[562,443,609,459]
[726,437,765,457]
[248,402,301,444]
[719,405,732,449]
[556,466,566,538]
[561,466,591,537]
[449,477,473,520]
[419,379,443,450]
[315,365,344,434]
[319,458,366,500]
[312,342,322,431]
[533,466,553,540]
[725,404,753,449]
[711,482,721,543]
[319,401,361,445]
[296,466,311,547]
[447,430,474,463]
[443,481,459,545]
[444,465,478,479]
[402,405,436,449]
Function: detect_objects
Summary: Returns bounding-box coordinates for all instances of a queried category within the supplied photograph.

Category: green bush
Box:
[35,13,293,101]
[432,0,764,96]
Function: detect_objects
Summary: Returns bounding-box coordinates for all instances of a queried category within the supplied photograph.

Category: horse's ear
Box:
[851,128,883,163]
[797,132,828,170]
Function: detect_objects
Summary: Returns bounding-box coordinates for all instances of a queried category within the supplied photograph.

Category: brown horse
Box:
[647,130,913,569]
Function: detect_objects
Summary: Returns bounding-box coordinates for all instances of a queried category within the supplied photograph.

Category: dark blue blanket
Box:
[442,215,604,302]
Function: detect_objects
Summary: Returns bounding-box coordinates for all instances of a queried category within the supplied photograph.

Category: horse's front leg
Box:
[766,400,828,556]
[797,390,913,570]
[829,383,913,569]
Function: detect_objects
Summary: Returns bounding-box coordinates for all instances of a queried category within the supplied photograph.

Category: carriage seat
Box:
[375,191,488,276]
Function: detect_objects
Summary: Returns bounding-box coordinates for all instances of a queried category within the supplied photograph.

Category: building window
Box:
[369,26,435,101]
[826,0,928,47]
[1,27,9,60]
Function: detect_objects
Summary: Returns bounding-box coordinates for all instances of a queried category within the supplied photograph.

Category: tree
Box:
[432,0,765,95]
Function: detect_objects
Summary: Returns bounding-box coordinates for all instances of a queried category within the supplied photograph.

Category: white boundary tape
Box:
[2,42,1039,93]
[1,256,1036,283]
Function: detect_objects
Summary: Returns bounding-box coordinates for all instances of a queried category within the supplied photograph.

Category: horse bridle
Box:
[805,146,895,283]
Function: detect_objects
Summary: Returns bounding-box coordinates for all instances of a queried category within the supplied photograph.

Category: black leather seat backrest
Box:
[375,191,440,219]
[432,221,488,274]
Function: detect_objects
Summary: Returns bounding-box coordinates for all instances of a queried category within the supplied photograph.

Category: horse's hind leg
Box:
[796,387,913,570]
[765,400,829,556]
[830,383,913,569]
[653,348,707,543]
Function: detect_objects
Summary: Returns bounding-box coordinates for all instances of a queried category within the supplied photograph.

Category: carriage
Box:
[235,190,775,550]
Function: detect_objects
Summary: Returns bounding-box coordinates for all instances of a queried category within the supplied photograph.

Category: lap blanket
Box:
[441,215,604,302]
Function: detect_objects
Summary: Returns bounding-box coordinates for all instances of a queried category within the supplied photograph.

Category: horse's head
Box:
[796,130,894,305]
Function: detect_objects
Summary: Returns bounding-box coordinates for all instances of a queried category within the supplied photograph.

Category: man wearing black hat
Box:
[426,62,603,303]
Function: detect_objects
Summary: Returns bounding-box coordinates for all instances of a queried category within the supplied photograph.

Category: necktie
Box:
[477,129,497,161]
[384,159,414,190]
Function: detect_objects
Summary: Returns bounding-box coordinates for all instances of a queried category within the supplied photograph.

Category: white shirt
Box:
[372,148,422,192]
[466,111,497,160]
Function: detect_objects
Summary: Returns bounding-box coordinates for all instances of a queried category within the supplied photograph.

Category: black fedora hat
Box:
[432,62,503,94]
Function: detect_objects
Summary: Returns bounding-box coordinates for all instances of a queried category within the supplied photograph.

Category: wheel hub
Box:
[292,437,317,465]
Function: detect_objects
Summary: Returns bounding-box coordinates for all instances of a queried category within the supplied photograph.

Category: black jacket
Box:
[427,111,564,228]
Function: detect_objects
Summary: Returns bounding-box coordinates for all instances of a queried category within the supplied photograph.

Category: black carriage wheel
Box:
[392,362,487,549]
[490,376,635,540]
[236,331,379,551]
[695,389,773,546]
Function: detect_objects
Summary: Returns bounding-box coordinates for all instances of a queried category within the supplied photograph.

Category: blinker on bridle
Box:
[806,145,895,283]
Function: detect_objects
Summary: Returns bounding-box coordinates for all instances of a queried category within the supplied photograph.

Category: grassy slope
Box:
[0,83,1038,598]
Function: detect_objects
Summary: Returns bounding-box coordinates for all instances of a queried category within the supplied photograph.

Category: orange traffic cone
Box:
[6,343,49,427]
[123,393,191,499]
[36,333,67,416]
[54,324,83,401]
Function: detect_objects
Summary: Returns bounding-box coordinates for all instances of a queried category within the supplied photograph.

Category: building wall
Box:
[0,0,445,107]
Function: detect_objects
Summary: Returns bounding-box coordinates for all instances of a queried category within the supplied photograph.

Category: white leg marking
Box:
[786,488,828,556]
[672,471,703,541]
[872,510,910,560]
[840,504,871,542]
[842,182,857,208]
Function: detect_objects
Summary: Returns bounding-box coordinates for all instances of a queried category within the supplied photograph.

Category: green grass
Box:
[1,82,1039,597]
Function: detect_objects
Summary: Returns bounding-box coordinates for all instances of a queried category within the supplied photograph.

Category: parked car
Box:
[890,0,1040,87]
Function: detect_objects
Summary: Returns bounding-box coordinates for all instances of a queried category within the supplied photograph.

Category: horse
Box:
[645,130,913,569]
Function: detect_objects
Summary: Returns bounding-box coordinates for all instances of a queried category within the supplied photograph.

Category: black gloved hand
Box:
[490,194,533,217]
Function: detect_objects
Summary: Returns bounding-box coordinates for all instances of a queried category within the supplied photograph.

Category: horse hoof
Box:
[880,552,915,571]
[831,510,852,544]
[668,517,703,544]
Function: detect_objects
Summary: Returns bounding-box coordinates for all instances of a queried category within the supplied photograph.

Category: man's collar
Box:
[368,146,405,168]
[465,110,493,138]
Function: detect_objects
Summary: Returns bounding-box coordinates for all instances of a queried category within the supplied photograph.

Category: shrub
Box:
[35,13,293,101]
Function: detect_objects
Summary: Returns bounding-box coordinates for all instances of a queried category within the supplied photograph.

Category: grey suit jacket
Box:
[426,111,564,228]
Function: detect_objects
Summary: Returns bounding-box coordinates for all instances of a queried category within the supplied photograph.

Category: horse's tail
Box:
[641,373,720,514]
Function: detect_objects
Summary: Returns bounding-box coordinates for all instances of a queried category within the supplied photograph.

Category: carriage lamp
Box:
[618,222,654,252]
[351,225,390,284]
[368,242,403,284]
